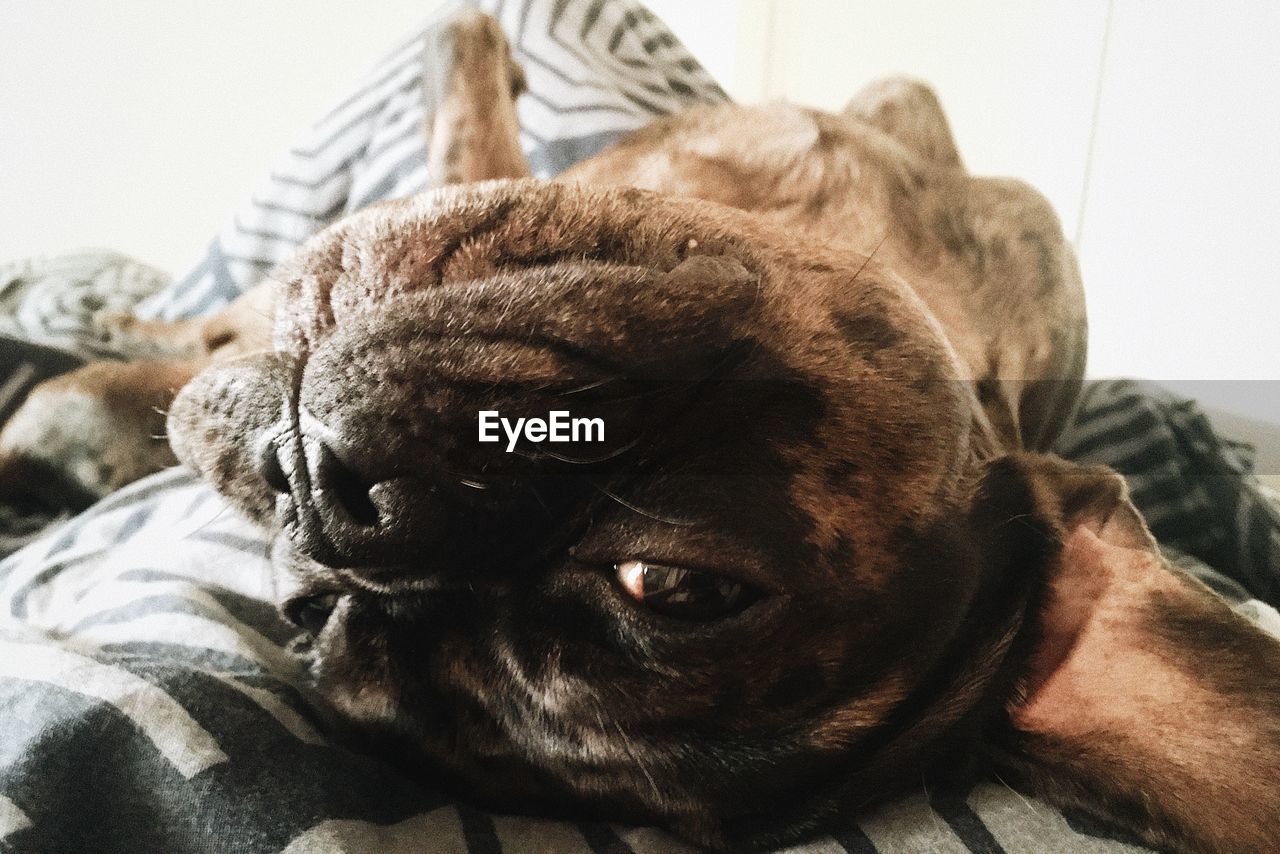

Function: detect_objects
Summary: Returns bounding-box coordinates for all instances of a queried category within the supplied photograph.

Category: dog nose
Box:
[256,431,381,528]
[309,441,381,526]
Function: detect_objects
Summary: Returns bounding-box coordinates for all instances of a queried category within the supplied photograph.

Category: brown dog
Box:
[5,11,1280,852]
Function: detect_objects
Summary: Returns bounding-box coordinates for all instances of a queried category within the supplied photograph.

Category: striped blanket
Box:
[2,1,1278,851]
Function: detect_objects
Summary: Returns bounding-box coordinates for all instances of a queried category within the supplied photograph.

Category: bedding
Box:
[2,1,1279,851]
[0,252,170,360]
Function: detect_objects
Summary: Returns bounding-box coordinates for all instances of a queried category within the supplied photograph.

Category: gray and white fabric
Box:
[0,253,171,361]
[1056,380,1280,606]
[2,1,1279,852]
[137,0,726,322]
[0,337,84,557]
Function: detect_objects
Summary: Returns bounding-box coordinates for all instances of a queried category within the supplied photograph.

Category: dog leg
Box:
[0,282,272,512]
[0,359,206,512]
[95,278,276,360]
[84,9,525,366]
[424,10,529,187]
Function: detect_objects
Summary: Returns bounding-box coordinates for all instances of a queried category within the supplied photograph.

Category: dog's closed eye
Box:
[615,560,758,620]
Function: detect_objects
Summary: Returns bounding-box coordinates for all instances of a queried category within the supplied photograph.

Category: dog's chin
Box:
[323,692,681,830]
[309,676,744,851]
[300,627,718,845]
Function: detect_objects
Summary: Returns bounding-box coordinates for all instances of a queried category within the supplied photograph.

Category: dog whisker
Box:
[183,502,232,539]
[527,483,554,520]
[993,771,1042,821]
[590,482,695,527]
[851,231,890,284]
[535,437,639,465]
[1001,511,1063,543]
[556,377,612,396]
[920,775,949,836]
[591,698,664,807]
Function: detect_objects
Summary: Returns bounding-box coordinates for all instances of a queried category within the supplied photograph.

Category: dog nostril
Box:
[256,438,291,494]
[314,442,380,528]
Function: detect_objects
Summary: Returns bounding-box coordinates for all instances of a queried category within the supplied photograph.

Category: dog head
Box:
[167,180,1280,851]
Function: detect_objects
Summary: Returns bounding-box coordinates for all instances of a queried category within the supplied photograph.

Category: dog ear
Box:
[982,453,1280,853]
[843,77,963,170]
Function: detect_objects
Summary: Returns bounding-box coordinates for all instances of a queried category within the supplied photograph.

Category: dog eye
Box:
[284,593,340,636]
[615,560,755,620]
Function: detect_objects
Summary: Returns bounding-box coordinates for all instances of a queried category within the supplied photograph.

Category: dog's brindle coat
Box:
[4,12,1279,852]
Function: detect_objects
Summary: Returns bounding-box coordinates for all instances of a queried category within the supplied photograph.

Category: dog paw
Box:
[91,310,201,360]
[425,10,525,115]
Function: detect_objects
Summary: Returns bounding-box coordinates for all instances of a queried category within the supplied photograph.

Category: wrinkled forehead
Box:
[270,180,762,355]
[269,179,973,501]
[267,181,933,347]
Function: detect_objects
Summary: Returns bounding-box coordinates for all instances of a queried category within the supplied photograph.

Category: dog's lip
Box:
[271,529,485,599]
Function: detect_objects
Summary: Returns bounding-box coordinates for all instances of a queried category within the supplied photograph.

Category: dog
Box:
[4,11,1280,852]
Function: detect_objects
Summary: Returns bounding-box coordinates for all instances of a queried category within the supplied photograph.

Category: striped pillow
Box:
[137,0,727,321]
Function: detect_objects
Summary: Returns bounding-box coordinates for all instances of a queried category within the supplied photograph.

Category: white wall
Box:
[0,1,447,273]
[1077,1,1280,414]
[2,1,1278,422]
[720,0,1280,422]
[730,0,1110,243]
